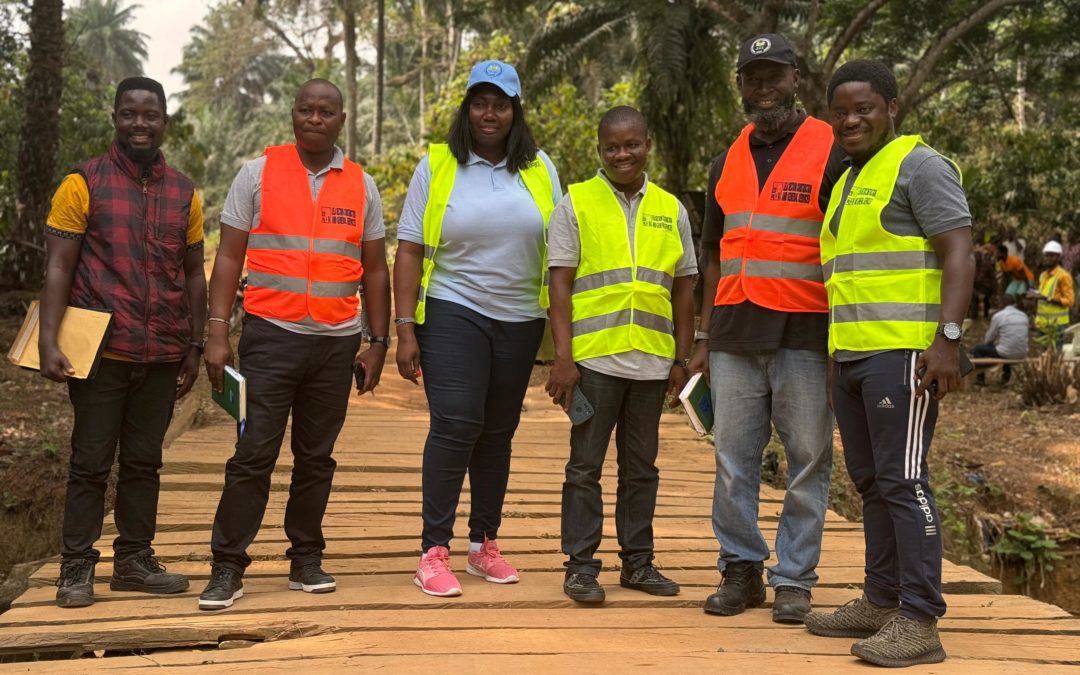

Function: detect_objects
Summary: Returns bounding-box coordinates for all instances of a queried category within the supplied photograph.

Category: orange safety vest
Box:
[244,144,366,324]
[713,116,833,313]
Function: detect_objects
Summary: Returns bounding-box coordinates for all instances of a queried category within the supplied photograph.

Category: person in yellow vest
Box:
[804,61,975,668]
[393,60,561,597]
[1027,240,1074,349]
[545,106,696,603]
[689,32,845,625]
[199,79,390,610]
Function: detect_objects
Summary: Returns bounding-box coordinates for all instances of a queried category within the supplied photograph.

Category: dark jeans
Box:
[833,350,946,622]
[210,316,361,572]
[972,343,1012,382]
[416,298,545,552]
[561,366,667,577]
[63,358,181,562]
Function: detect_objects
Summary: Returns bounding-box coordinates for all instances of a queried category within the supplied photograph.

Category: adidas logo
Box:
[924,525,938,537]
[876,396,895,409]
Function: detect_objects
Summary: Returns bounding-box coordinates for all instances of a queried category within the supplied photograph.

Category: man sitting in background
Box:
[972,294,1028,385]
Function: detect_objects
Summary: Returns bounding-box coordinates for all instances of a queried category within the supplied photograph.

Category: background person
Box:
[40,77,204,608]
[546,106,696,603]
[806,60,974,668]
[996,244,1033,297]
[689,32,844,625]
[972,294,1028,385]
[199,79,390,610]
[1028,240,1074,349]
[393,60,561,597]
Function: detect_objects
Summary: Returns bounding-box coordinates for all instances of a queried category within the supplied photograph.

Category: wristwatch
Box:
[937,322,962,342]
[189,339,206,354]
[369,336,391,348]
[673,358,690,370]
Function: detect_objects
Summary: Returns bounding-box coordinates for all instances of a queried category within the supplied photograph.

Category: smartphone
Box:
[354,362,365,391]
[916,351,975,391]
[564,385,595,426]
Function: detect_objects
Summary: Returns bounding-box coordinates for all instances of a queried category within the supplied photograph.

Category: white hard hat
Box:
[1043,241,1063,255]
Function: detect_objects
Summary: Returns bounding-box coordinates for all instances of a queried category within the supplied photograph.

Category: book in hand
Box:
[678,371,714,436]
[7,300,112,379]
[212,366,247,434]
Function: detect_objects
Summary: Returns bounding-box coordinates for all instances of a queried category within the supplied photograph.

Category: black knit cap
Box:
[114,76,167,114]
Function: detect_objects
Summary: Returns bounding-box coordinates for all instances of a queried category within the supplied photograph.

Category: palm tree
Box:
[524,0,737,193]
[66,0,148,84]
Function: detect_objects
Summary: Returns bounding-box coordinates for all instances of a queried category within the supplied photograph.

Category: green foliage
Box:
[991,512,1068,590]
[66,0,149,85]
[1014,350,1080,408]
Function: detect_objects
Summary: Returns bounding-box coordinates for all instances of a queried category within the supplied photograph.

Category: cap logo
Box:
[750,38,771,55]
[485,63,503,77]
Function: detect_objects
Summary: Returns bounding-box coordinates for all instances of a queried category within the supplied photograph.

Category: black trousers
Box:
[832,350,946,622]
[63,358,181,562]
[561,366,667,576]
[210,316,361,571]
[416,298,545,552]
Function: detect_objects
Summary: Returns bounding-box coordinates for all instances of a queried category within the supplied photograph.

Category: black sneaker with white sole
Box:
[198,564,243,611]
[288,562,336,593]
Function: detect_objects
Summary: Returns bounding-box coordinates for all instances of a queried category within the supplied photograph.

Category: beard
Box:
[117,140,159,165]
[743,95,797,133]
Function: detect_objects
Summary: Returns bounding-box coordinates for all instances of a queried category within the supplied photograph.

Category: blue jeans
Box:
[561,367,667,576]
[416,298,545,552]
[709,349,833,590]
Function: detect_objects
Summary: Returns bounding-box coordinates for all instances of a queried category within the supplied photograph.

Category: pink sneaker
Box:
[466,538,520,584]
[414,546,462,597]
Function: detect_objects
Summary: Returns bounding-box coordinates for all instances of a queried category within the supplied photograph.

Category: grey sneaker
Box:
[851,615,946,667]
[805,596,898,638]
[111,551,189,594]
[55,559,95,608]
[772,586,811,624]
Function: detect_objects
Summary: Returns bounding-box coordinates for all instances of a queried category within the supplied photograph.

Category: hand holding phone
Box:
[563,385,595,425]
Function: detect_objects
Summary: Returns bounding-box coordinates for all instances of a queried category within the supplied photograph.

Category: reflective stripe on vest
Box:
[820,135,952,355]
[1036,269,1070,330]
[568,176,682,361]
[713,116,833,313]
[415,143,554,324]
[244,144,366,324]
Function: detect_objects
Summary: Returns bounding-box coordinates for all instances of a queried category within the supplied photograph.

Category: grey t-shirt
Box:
[220,146,386,336]
[829,143,972,362]
[397,150,561,322]
[547,171,698,381]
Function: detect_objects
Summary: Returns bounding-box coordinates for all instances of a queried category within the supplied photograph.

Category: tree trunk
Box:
[341,0,358,158]
[9,0,64,292]
[418,0,427,139]
[372,0,384,156]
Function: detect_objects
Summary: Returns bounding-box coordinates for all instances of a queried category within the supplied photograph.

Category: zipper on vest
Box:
[141,168,151,361]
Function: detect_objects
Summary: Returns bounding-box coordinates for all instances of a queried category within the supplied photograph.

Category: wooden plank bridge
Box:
[1,357,1077,672]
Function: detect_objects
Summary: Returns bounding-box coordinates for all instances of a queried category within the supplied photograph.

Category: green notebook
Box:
[678,372,714,436]
[212,365,247,433]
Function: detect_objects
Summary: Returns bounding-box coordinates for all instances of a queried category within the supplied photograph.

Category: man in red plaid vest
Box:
[39,77,206,608]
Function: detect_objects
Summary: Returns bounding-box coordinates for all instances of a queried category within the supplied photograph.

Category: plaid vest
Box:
[68,142,197,362]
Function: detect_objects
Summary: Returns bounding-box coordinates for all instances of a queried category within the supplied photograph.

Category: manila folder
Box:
[7,301,113,379]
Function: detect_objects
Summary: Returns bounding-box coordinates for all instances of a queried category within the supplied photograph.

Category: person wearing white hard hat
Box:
[1027,240,1074,349]
[394,59,562,597]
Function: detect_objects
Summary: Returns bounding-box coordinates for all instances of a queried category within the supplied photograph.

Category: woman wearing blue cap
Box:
[394,59,561,597]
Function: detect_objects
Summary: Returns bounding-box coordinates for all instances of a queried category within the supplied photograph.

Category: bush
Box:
[1014,349,1080,407]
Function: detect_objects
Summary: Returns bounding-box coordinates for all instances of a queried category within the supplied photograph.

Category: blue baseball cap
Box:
[466,60,521,98]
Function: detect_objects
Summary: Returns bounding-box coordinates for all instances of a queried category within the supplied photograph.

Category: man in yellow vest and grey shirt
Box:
[546,106,696,603]
[804,61,974,668]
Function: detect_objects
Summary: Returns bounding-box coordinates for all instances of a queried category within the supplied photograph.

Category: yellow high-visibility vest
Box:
[568,176,683,360]
[1035,267,1070,333]
[820,135,957,355]
[415,143,554,324]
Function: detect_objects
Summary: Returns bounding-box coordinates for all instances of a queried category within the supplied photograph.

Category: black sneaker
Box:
[564,572,605,603]
[111,550,189,594]
[55,559,95,608]
[619,564,680,596]
[198,564,244,611]
[703,561,765,616]
[288,562,337,593]
[772,585,812,624]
